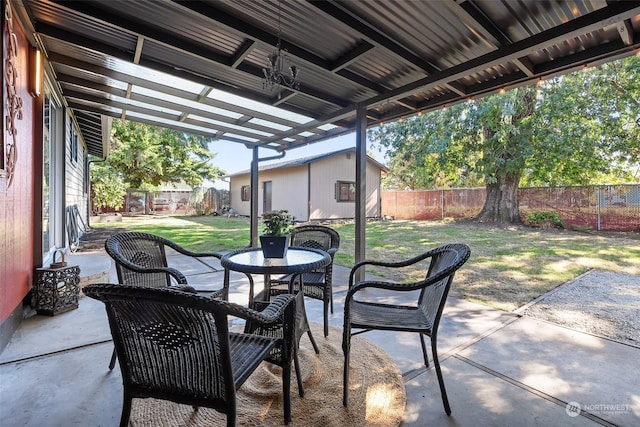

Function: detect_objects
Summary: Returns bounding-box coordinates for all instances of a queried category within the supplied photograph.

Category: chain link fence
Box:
[382,184,640,232]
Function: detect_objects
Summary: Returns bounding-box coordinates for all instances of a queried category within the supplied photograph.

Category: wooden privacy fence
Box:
[382,184,640,232]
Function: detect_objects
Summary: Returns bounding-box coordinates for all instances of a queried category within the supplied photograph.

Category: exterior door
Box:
[263,181,272,213]
[42,92,64,264]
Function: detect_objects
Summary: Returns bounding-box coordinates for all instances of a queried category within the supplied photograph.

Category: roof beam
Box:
[454,0,536,77]
[363,1,640,109]
[47,51,312,130]
[69,100,270,149]
[262,2,640,145]
[58,76,304,142]
[63,89,275,141]
[169,0,388,100]
[616,19,634,46]
[329,40,375,72]
[231,40,257,69]
[309,0,440,75]
[45,1,350,110]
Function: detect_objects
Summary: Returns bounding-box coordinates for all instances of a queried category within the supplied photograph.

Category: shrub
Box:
[261,210,296,236]
[525,211,565,229]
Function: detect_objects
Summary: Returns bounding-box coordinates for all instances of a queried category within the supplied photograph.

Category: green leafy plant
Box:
[525,211,565,229]
[261,210,296,236]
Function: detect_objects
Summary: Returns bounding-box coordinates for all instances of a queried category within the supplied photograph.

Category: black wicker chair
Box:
[84,284,297,427]
[105,231,237,294]
[104,231,252,369]
[342,242,471,415]
[267,225,340,337]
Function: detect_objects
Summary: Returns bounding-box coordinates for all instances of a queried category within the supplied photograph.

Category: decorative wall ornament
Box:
[4,0,23,187]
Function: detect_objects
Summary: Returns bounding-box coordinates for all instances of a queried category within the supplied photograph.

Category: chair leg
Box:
[323,299,329,337]
[282,363,292,424]
[342,328,351,407]
[431,336,451,415]
[294,347,305,397]
[330,289,334,314]
[119,395,132,427]
[420,334,430,367]
[109,348,117,370]
[307,330,320,354]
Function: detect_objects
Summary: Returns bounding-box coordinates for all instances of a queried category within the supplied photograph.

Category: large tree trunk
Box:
[475,88,535,224]
[476,172,522,224]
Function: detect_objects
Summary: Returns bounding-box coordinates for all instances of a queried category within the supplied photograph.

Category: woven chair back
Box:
[419,243,470,328]
[86,285,235,413]
[106,232,175,287]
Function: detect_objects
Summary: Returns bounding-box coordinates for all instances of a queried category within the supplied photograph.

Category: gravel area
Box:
[519,270,640,347]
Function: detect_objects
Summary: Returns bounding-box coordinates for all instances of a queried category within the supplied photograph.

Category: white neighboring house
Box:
[228,148,388,221]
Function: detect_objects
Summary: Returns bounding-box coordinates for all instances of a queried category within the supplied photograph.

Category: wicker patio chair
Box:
[342,242,471,415]
[84,284,297,427]
[244,290,309,398]
[104,231,251,369]
[105,231,237,295]
[267,225,340,337]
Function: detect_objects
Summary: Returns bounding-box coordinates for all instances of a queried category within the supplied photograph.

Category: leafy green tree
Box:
[369,56,639,224]
[90,120,225,212]
[90,161,128,213]
[107,120,224,189]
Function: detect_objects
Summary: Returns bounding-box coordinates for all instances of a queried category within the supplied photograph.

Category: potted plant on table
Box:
[260,209,296,258]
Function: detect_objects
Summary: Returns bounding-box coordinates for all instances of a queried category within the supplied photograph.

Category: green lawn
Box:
[92,215,640,312]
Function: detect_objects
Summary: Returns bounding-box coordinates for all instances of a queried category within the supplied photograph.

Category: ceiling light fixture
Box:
[263,0,299,96]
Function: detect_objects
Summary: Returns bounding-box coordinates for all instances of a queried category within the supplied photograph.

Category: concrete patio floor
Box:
[1,250,638,426]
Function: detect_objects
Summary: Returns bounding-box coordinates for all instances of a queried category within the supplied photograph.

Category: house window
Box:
[71,129,78,163]
[241,185,250,201]
[336,181,356,202]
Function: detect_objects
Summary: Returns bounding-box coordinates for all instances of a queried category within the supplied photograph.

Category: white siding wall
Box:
[230,175,251,216]
[64,113,88,244]
[366,161,382,218]
[309,153,354,219]
[230,166,308,220]
[309,152,382,219]
[229,151,384,221]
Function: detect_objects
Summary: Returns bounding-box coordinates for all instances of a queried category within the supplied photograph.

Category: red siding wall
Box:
[1,15,36,322]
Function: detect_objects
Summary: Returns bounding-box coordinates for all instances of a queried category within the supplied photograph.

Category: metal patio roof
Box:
[13,0,640,158]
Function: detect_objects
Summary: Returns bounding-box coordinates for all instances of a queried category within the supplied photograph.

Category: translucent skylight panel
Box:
[318,124,338,131]
[219,134,260,143]
[188,115,274,137]
[248,117,292,132]
[132,86,243,119]
[125,112,219,136]
[119,97,182,116]
[299,131,315,137]
[209,89,313,124]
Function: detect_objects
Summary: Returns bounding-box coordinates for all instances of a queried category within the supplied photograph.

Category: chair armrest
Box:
[346,279,428,302]
[223,294,296,326]
[162,239,223,260]
[349,251,435,287]
[115,257,189,284]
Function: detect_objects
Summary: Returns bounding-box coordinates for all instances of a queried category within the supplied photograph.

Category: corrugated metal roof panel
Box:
[17,0,639,154]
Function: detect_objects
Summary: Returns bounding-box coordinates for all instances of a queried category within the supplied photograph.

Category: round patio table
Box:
[221,247,331,353]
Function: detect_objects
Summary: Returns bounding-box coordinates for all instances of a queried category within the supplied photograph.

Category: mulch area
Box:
[77,227,129,252]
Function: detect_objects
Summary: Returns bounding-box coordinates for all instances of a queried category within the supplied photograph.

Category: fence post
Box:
[597,187,601,231]
[441,190,444,220]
